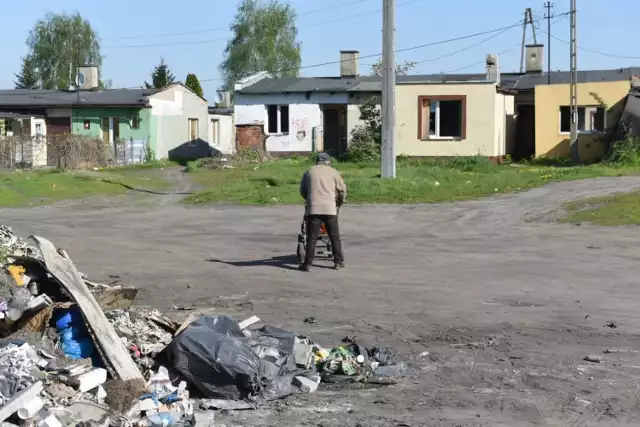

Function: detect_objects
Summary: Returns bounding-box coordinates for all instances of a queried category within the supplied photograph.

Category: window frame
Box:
[265,104,290,135]
[417,95,467,141]
[188,118,199,140]
[210,118,220,145]
[131,115,140,130]
[559,105,606,135]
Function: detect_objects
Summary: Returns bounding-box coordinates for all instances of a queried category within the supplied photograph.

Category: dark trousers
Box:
[304,215,344,265]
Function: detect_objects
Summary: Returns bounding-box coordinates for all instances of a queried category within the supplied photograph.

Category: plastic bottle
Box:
[147,413,180,427]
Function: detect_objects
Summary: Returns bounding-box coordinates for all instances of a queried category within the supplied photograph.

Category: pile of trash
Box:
[0,225,405,426]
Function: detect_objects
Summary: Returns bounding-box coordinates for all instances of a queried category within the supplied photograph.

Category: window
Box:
[35,123,43,135]
[188,118,198,140]
[210,119,219,145]
[418,96,466,140]
[131,115,140,129]
[266,105,290,134]
[83,120,91,130]
[559,106,605,134]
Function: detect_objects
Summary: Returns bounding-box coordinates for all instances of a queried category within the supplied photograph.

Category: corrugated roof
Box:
[237,68,640,94]
[0,88,160,107]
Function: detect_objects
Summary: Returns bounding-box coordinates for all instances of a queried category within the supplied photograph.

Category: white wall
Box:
[234,93,340,152]
[208,114,234,154]
[31,118,47,167]
[149,85,209,159]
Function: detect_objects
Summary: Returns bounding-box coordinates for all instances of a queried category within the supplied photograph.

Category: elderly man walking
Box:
[298,153,347,272]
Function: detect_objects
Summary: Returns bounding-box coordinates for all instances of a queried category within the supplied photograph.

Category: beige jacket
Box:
[299,164,347,216]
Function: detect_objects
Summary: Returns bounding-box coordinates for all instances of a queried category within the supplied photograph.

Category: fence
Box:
[0,134,152,171]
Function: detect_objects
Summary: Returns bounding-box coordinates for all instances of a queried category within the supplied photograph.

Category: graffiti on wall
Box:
[292,118,309,142]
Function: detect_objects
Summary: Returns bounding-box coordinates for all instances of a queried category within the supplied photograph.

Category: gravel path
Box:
[3,175,640,426]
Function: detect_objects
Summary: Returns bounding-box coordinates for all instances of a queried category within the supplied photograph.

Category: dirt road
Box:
[3,172,640,426]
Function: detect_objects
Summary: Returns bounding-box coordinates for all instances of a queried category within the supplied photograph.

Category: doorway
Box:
[101,117,120,143]
[514,104,535,161]
[322,105,347,157]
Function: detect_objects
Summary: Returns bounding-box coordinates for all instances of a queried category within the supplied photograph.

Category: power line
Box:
[2,18,533,96]
[411,24,517,66]
[103,0,425,49]
[112,0,377,40]
[443,12,569,73]
[547,33,640,59]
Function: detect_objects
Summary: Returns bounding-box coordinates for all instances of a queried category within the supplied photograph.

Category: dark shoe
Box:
[298,264,312,272]
[333,262,345,270]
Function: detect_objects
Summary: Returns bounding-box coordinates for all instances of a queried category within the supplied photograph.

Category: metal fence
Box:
[113,138,147,167]
[0,135,151,171]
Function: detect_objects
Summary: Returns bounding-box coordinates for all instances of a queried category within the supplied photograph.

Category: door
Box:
[101,117,110,142]
[45,117,71,166]
[112,117,120,141]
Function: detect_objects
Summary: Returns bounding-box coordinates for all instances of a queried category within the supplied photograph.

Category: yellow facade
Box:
[534,80,630,162]
[395,83,514,157]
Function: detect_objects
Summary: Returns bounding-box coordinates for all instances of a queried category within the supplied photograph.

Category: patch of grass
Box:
[183,157,640,205]
[560,191,640,226]
[0,168,169,208]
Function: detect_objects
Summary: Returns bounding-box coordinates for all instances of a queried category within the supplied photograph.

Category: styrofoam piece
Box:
[39,414,62,427]
[17,395,44,419]
[239,316,260,330]
[76,368,107,392]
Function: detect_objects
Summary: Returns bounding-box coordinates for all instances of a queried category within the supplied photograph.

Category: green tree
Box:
[345,59,417,162]
[25,12,102,90]
[369,58,417,77]
[220,0,301,90]
[185,73,204,98]
[14,55,39,89]
[145,58,175,89]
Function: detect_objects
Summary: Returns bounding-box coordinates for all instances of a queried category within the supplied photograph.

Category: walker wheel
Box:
[296,242,305,263]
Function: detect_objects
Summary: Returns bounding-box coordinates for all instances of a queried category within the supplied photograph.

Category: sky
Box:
[1,0,639,100]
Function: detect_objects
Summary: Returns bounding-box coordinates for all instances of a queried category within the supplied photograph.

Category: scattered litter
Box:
[0,224,408,425]
[605,321,618,329]
[584,355,604,363]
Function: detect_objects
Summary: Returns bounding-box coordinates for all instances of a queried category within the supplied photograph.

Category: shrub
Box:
[343,126,380,163]
[606,132,640,165]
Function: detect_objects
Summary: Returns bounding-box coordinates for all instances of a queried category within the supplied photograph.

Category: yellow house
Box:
[395,55,516,159]
[506,67,640,162]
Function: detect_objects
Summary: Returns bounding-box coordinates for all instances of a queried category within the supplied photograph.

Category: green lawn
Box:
[560,191,640,226]
[0,167,169,208]
[183,157,640,205]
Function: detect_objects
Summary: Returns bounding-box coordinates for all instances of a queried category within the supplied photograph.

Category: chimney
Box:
[525,44,544,74]
[486,54,499,84]
[76,65,99,90]
[340,50,359,78]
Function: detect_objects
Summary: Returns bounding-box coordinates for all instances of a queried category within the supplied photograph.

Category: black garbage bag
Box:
[165,316,263,400]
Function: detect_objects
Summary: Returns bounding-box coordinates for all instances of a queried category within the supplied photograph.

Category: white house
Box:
[208,107,235,155]
[233,51,379,156]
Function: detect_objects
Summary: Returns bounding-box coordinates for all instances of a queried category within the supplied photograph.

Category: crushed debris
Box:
[0,224,406,426]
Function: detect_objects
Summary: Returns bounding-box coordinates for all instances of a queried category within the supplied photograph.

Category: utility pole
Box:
[569,0,578,161]
[519,8,538,73]
[381,0,396,178]
[544,2,554,84]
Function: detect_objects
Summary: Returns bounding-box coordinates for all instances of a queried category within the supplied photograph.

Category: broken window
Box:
[559,106,606,133]
[266,105,290,134]
[420,97,465,139]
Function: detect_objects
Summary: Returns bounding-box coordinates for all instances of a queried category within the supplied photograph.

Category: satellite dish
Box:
[213,91,225,105]
[77,72,86,86]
